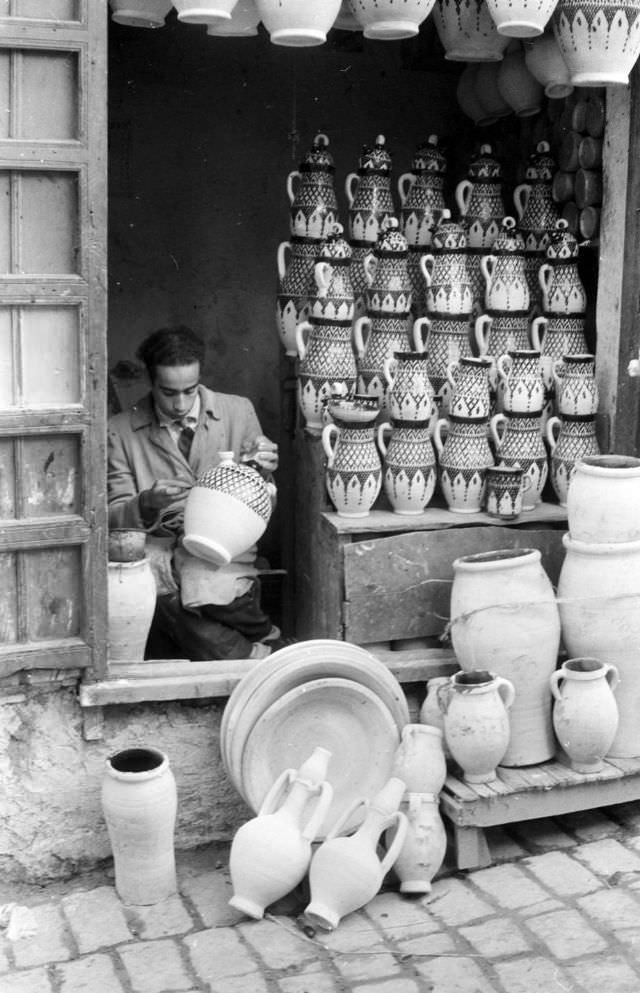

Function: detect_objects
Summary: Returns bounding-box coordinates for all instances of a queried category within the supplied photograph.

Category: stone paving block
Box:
[124,894,194,940]
[612,927,640,952]
[426,878,494,926]
[365,891,439,939]
[573,838,640,877]
[578,887,640,930]
[524,850,600,896]
[557,808,621,842]
[565,954,640,993]
[184,926,262,983]
[393,930,456,958]
[179,869,243,928]
[61,887,131,954]
[278,965,340,993]
[352,979,422,993]
[332,948,403,984]
[318,914,383,954]
[470,863,549,909]
[459,917,532,958]
[117,938,193,993]
[56,952,125,993]
[210,975,270,993]
[517,899,563,917]
[0,942,9,972]
[11,903,71,968]
[494,955,580,993]
[509,817,575,851]
[524,908,607,960]
[239,916,321,970]
[1,966,53,993]
[413,954,497,992]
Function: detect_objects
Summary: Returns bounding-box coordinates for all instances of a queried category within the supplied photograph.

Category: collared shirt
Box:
[156,393,201,448]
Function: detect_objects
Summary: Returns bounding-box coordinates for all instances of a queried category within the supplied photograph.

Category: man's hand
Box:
[243,435,279,474]
[141,478,192,513]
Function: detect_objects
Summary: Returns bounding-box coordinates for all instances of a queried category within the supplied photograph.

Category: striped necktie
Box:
[176,421,195,461]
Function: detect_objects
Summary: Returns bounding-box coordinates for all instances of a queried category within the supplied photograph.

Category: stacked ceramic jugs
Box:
[397,134,449,321]
[276,132,339,357]
[345,134,397,321]
[455,143,507,321]
[353,217,418,416]
[296,225,357,436]
[513,140,561,318]
[557,455,640,762]
[540,219,600,505]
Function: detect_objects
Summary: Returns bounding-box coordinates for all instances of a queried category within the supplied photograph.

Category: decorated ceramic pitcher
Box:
[421,212,473,316]
[546,414,601,505]
[446,355,492,420]
[377,418,437,514]
[286,133,339,240]
[538,219,587,315]
[398,134,448,247]
[490,410,548,509]
[345,135,396,245]
[433,415,494,513]
[322,406,382,517]
[496,348,545,414]
[438,670,515,784]
[297,318,357,435]
[309,225,355,324]
[364,217,412,317]
[514,141,561,312]
[553,352,599,418]
[415,313,473,404]
[354,313,416,413]
[455,144,506,249]
[480,217,530,313]
[383,348,434,422]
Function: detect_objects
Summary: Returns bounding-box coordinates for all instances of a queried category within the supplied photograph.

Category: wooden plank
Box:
[0,638,89,678]
[324,501,567,536]
[343,527,566,644]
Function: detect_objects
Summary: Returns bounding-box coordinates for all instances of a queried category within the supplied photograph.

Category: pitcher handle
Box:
[495,676,515,711]
[413,316,430,352]
[489,412,506,452]
[530,315,547,351]
[549,668,564,703]
[321,422,339,466]
[398,172,415,206]
[513,183,530,220]
[382,355,396,389]
[538,263,552,301]
[363,252,377,287]
[314,260,331,296]
[277,240,291,282]
[496,352,512,382]
[380,811,408,875]
[377,421,391,457]
[286,170,301,206]
[604,663,620,694]
[455,179,472,217]
[545,415,561,453]
[302,780,335,841]
[480,254,495,292]
[353,315,371,358]
[420,254,434,288]
[258,768,296,816]
[436,678,453,715]
[296,319,313,361]
[474,313,491,355]
[345,171,359,207]
[324,796,369,840]
[432,417,448,459]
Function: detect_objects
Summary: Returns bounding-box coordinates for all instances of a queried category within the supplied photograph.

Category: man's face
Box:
[151,362,200,420]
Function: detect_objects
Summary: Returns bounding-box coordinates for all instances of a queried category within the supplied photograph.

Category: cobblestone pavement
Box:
[4,803,640,993]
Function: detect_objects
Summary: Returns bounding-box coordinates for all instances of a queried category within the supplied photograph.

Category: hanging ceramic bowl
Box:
[255,0,343,45]
[348,0,436,39]
[552,0,640,85]
[207,0,260,34]
[432,0,510,60]
[174,0,239,24]
[334,0,362,29]
[484,0,559,37]
[109,0,172,27]
[524,31,573,97]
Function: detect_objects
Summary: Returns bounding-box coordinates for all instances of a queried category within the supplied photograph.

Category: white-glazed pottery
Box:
[550,659,619,773]
[485,0,559,36]
[206,0,260,32]
[553,353,598,418]
[484,463,530,518]
[391,724,447,794]
[377,419,437,515]
[107,559,156,661]
[432,0,510,60]
[450,548,561,766]
[174,0,239,23]
[383,350,434,422]
[456,144,506,250]
[348,0,436,38]
[490,410,548,509]
[439,670,515,782]
[345,135,396,245]
[398,135,448,248]
[433,416,494,514]
[552,0,640,85]
[109,0,172,27]
[287,134,339,241]
[323,411,382,517]
[566,455,640,544]
[496,348,545,414]
[480,217,530,312]
[255,0,342,45]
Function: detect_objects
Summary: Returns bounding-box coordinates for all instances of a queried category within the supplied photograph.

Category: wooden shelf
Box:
[322,501,567,536]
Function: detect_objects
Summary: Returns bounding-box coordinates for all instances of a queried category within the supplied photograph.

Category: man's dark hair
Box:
[137,325,206,380]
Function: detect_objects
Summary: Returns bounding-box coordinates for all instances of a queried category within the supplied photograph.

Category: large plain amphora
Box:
[449,548,561,765]
[101,746,178,906]
[558,533,640,758]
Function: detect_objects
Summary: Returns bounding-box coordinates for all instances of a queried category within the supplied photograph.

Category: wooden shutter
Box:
[0,1,108,683]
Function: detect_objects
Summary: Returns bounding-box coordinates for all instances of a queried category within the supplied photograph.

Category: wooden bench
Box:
[440,753,640,869]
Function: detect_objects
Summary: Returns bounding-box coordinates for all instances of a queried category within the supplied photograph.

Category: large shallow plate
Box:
[221,640,409,787]
[238,676,400,835]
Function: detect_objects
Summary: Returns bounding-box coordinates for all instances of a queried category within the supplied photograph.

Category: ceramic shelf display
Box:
[346,135,396,319]
[322,397,382,517]
[431,0,510,61]
[514,141,561,315]
[456,144,507,319]
[305,777,408,931]
[449,547,561,766]
[354,219,415,414]
[398,135,449,320]
[286,133,340,240]
[229,746,333,920]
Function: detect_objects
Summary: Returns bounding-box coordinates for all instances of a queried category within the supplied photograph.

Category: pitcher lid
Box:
[319,223,353,260]
[374,216,408,255]
[358,134,393,173]
[432,209,467,250]
[491,216,525,253]
[546,218,579,259]
[467,143,502,180]
[412,134,447,174]
[524,140,556,182]
[299,132,335,173]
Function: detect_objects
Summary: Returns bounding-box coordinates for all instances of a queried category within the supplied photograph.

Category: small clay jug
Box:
[438,670,515,783]
[305,777,408,931]
[387,792,447,895]
[229,746,334,919]
[391,723,447,794]
[550,659,619,773]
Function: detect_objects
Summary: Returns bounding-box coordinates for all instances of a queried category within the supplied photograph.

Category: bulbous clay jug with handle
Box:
[514,141,561,312]
[438,670,515,784]
[490,409,548,509]
[309,224,355,324]
[550,659,619,774]
[377,418,436,514]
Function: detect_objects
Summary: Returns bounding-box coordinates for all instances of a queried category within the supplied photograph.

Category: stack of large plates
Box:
[221,639,410,835]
